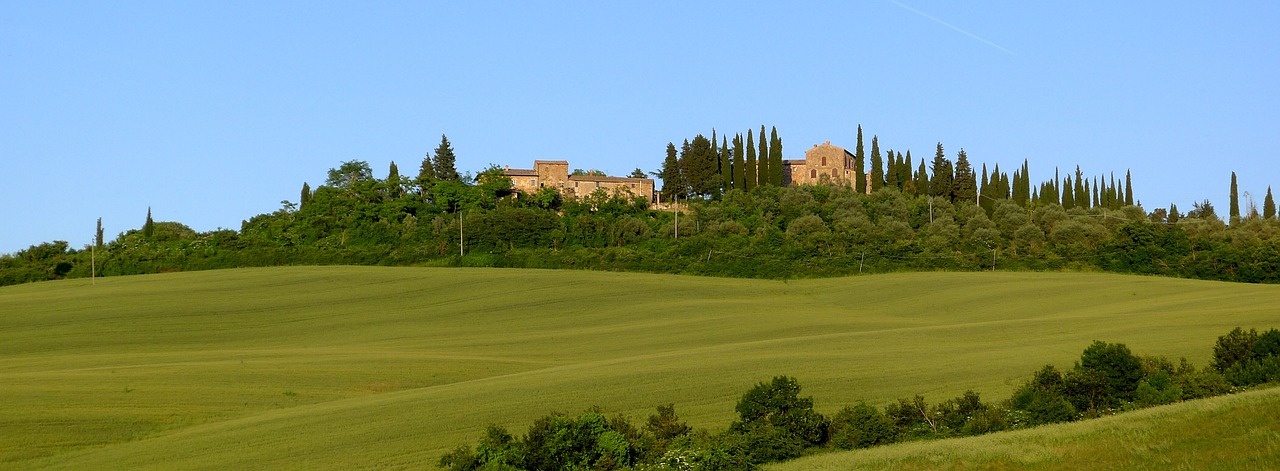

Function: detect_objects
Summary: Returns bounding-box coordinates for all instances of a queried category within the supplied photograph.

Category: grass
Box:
[767,386,1280,470]
[1,267,1277,469]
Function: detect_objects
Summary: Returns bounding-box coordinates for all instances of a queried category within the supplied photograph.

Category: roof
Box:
[534,160,570,165]
[568,175,652,183]
[504,168,538,176]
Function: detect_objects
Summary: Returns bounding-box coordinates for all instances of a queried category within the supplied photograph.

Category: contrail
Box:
[889,0,1016,56]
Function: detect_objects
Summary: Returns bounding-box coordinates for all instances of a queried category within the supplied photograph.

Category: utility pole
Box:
[674,195,679,240]
[459,210,464,256]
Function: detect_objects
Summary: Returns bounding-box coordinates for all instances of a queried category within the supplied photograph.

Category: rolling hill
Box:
[2,267,1276,469]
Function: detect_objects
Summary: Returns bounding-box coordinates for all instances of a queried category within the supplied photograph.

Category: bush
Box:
[828,403,897,449]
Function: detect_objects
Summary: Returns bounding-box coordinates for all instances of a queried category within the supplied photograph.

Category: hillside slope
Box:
[768,386,1280,471]
[2,267,1277,469]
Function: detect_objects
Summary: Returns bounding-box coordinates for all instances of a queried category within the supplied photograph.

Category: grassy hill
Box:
[768,385,1280,470]
[2,267,1277,469]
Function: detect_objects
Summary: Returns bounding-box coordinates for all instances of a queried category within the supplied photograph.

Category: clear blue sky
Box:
[3,1,1278,253]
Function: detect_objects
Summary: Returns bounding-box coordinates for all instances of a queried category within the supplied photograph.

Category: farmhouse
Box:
[782,141,871,191]
[504,160,656,203]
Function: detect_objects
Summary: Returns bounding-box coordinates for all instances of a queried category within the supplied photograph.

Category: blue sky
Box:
[3,1,1278,253]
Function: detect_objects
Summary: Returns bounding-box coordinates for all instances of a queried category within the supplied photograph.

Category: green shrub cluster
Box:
[8,159,1280,287]
[440,328,1272,470]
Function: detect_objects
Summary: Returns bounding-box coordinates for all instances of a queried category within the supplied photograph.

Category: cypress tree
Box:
[1265,187,1276,220]
[1229,172,1240,220]
[757,126,768,187]
[1168,203,1180,224]
[300,182,312,209]
[901,151,913,193]
[770,127,783,186]
[143,207,154,239]
[387,161,402,199]
[720,135,732,192]
[433,134,460,181]
[870,136,884,191]
[855,125,866,194]
[885,149,899,189]
[1090,177,1099,209]
[1062,177,1075,209]
[914,159,930,196]
[1073,167,1087,209]
[661,142,680,200]
[953,148,976,204]
[1125,170,1134,206]
[95,217,104,249]
[1019,160,1031,206]
[711,129,720,187]
[979,163,992,213]
[929,142,952,200]
[744,131,757,190]
[732,134,745,190]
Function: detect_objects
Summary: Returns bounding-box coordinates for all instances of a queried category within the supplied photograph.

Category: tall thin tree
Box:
[433,134,460,181]
[744,131,757,191]
[855,125,866,194]
[1229,171,1241,221]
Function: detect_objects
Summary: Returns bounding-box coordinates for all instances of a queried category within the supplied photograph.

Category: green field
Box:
[768,385,1280,471]
[2,267,1277,469]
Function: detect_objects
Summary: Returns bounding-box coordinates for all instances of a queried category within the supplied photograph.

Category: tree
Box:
[660,142,682,200]
[416,150,437,189]
[953,149,977,204]
[1229,171,1240,221]
[744,131,758,191]
[1212,327,1258,373]
[1073,167,1086,210]
[1168,203,1180,224]
[929,143,952,200]
[143,207,155,239]
[758,125,769,187]
[733,134,746,191]
[770,126,784,186]
[386,161,402,199]
[326,160,374,188]
[1076,340,1144,404]
[1265,187,1276,220]
[433,134,460,181]
[870,136,884,191]
[733,376,828,446]
[680,134,719,196]
[720,136,732,192]
[1125,170,1135,206]
[95,217,104,248]
[913,159,930,196]
[628,168,646,179]
[1062,177,1075,209]
[300,182,312,209]
[855,125,866,194]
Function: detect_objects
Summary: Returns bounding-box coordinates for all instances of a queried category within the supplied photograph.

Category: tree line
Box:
[4,129,1280,287]
[437,327,1280,470]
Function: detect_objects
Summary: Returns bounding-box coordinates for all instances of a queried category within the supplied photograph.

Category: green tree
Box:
[1076,340,1144,405]
[930,143,952,200]
[829,403,896,449]
[143,207,154,239]
[721,136,732,192]
[913,159,930,196]
[733,134,746,191]
[1073,167,1087,210]
[855,125,867,194]
[326,160,374,188]
[733,376,828,446]
[1168,203,1180,224]
[660,142,682,200]
[1062,176,1075,209]
[628,168,646,179]
[770,126,784,186]
[1212,327,1258,373]
[870,136,884,191]
[433,134,460,181]
[386,161,402,199]
[745,131,757,191]
[416,150,437,190]
[1229,171,1240,221]
[953,149,977,204]
[300,182,311,209]
[95,217,104,248]
[758,125,769,187]
[1264,186,1276,220]
[681,134,719,196]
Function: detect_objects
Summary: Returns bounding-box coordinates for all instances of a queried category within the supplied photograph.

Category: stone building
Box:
[504,160,655,203]
[782,141,870,191]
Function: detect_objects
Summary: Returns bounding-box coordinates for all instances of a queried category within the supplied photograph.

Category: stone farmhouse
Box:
[782,141,872,191]
[503,160,656,203]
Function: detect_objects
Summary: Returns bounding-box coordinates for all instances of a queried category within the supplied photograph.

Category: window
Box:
[810,169,817,178]
[832,168,838,177]
[821,156,827,166]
